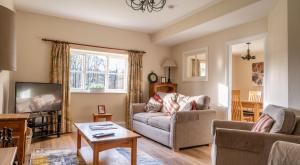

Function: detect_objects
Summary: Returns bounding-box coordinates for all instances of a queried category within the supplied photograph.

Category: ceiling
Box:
[232,39,265,55]
[14,0,220,33]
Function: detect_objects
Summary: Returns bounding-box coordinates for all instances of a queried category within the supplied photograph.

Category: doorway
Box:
[227,34,266,121]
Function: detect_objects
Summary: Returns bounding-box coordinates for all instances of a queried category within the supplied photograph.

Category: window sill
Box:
[71,90,127,94]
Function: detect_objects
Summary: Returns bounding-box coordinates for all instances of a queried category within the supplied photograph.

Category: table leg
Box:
[77,131,81,156]
[131,138,137,165]
[93,147,99,165]
[106,116,112,121]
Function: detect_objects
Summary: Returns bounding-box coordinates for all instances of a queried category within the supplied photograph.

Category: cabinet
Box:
[149,83,177,97]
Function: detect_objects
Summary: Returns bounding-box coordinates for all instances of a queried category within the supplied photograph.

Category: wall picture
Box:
[252,62,264,86]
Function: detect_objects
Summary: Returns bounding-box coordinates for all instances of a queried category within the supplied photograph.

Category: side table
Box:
[93,113,112,122]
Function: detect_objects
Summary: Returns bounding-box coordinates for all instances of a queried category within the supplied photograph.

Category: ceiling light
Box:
[126,0,167,13]
[241,42,256,61]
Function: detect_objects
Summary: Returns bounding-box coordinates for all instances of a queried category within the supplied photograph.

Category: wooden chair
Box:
[249,90,262,102]
[231,90,254,122]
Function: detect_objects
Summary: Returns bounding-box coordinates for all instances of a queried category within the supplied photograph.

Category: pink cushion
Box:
[251,114,274,133]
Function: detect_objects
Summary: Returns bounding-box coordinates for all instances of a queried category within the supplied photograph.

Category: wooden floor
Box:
[30,133,211,165]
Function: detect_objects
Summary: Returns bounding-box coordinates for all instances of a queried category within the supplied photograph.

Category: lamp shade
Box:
[162,59,176,68]
[0,5,16,71]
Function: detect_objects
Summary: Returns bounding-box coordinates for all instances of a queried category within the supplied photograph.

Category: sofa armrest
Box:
[212,120,254,136]
[130,103,146,115]
[215,128,300,153]
[170,110,216,150]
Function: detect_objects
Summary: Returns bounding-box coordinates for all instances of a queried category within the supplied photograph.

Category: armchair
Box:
[211,105,300,165]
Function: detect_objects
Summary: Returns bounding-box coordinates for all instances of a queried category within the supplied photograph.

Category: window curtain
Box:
[126,51,144,129]
[50,42,72,133]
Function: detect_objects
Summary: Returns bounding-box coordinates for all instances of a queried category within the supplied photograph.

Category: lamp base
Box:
[168,67,171,83]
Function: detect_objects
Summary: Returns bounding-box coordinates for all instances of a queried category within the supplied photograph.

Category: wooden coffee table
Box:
[74,122,140,165]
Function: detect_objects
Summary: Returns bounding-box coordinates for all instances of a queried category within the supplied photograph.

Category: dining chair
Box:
[248,90,262,102]
[231,90,254,122]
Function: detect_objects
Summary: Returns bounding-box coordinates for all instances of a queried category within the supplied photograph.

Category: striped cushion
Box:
[251,113,274,133]
[165,98,179,115]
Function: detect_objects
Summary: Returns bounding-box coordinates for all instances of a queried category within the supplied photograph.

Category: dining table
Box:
[241,100,263,121]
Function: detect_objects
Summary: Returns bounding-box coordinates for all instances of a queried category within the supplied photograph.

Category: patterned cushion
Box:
[153,94,163,103]
[159,93,177,113]
[178,98,193,112]
[251,114,274,132]
[165,98,179,115]
[144,97,163,113]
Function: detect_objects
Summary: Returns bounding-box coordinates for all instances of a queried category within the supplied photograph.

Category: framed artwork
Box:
[161,77,166,83]
[252,62,264,86]
[97,105,106,114]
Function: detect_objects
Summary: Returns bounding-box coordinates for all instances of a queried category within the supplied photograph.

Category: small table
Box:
[93,113,112,122]
[74,121,140,165]
[0,147,17,165]
[0,114,29,165]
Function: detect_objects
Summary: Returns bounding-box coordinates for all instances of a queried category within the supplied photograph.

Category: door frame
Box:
[225,33,267,120]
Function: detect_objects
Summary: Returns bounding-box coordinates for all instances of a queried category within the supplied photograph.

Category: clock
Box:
[148,72,158,83]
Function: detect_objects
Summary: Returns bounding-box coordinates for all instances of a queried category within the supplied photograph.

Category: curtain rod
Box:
[41,38,146,54]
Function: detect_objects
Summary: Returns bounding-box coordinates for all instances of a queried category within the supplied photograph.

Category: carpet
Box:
[116,148,163,165]
[30,149,82,165]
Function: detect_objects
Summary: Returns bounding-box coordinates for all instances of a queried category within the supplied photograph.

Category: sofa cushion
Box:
[133,112,165,124]
[157,92,177,113]
[188,95,210,110]
[148,116,171,132]
[144,97,163,113]
[263,105,296,134]
[251,114,274,133]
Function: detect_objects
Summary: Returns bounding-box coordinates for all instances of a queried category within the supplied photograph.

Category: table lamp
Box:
[162,59,176,83]
[0,4,16,71]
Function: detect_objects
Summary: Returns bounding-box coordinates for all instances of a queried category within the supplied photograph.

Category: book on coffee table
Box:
[89,125,117,130]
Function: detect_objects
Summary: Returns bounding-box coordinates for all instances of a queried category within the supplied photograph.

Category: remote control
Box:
[92,132,115,138]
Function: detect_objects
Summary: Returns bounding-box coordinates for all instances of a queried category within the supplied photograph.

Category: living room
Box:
[0,0,300,165]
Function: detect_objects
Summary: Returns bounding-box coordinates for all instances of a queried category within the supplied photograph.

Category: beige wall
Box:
[171,18,267,107]
[15,11,170,124]
[0,0,14,114]
[288,0,300,109]
[232,53,264,100]
[265,0,288,107]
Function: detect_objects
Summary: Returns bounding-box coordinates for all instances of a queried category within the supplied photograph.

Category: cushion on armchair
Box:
[251,113,274,132]
[263,105,296,134]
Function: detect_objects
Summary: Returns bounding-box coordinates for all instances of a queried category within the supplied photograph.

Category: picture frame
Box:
[161,77,166,83]
[97,105,106,114]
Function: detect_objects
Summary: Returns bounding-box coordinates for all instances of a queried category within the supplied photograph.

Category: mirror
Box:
[182,47,208,81]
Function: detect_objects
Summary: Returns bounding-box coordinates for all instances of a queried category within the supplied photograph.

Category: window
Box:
[70,49,128,93]
[182,47,208,81]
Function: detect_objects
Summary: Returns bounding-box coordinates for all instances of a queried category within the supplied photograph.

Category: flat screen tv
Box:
[15,82,62,113]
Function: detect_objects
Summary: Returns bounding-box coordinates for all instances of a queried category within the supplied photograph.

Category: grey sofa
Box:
[130,95,216,151]
[211,105,300,165]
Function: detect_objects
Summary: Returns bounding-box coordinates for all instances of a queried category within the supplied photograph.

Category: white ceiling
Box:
[232,39,265,55]
[14,0,220,33]
[157,0,273,45]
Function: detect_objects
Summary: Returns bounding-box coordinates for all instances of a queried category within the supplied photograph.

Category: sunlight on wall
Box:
[218,83,228,107]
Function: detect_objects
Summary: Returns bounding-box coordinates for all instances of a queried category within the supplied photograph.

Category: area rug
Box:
[30,149,82,165]
[116,148,163,165]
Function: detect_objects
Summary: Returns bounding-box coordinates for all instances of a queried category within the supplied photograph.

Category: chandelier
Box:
[241,42,256,61]
[126,0,167,12]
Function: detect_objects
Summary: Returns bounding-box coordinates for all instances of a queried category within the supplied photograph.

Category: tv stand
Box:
[27,111,61,139]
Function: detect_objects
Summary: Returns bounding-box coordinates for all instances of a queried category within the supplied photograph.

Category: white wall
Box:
[171,18,267,107]
[265,0,288,107]
[232,53,264,100]
[15,11,170,124]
